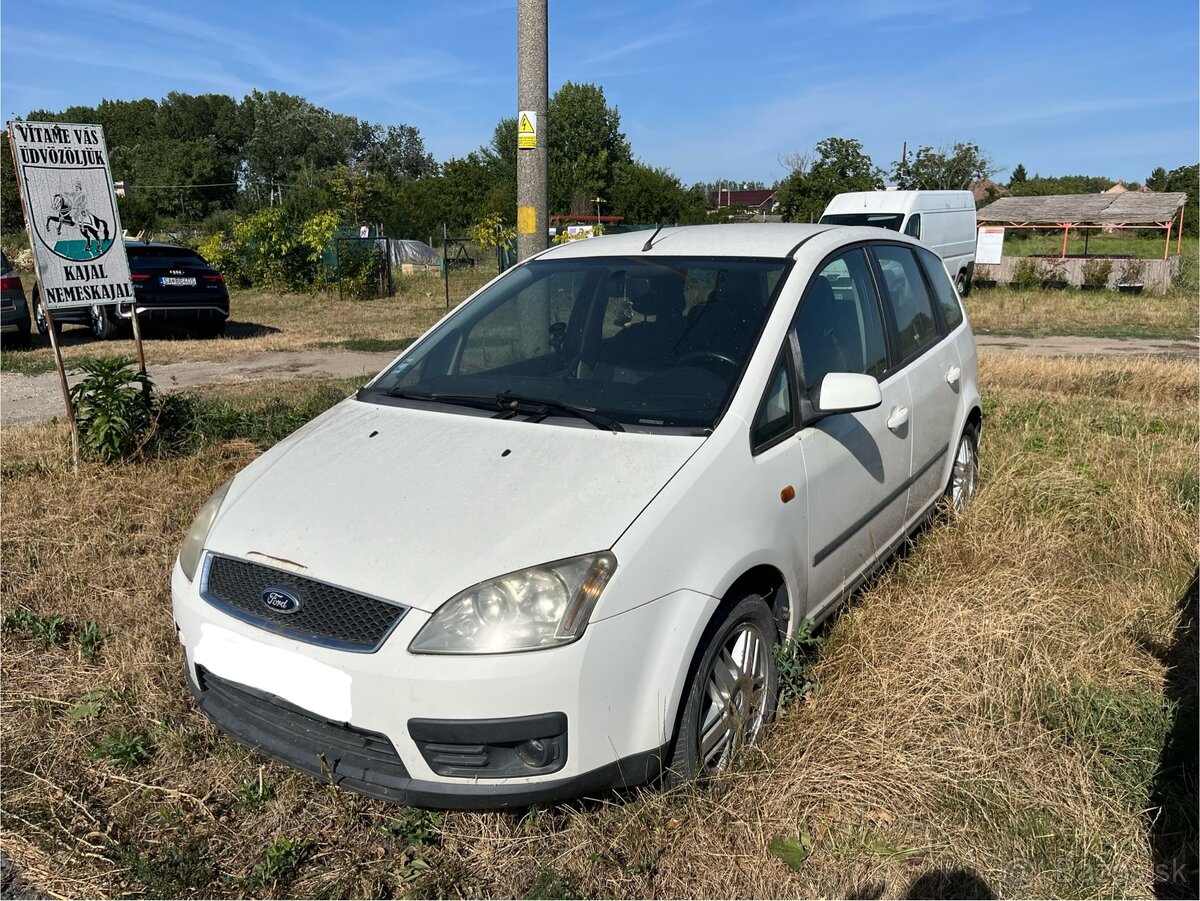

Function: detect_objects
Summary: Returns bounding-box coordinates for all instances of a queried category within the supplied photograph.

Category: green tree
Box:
[548,82,631,216]
[239,90,362,191]
[2,131,24,232]
[1009,163,1027,186]
[1009,173,1119,196]
[775,137,883,223]
[359,123,435,182]
[610,161,706,224]
[1148,163,1198,236]
[893,142,997,190]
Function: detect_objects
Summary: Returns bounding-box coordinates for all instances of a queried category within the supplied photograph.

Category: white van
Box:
[820,190,977,294]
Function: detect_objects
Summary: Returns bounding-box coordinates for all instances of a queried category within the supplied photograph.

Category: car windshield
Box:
[365,255,789,431]
[820,213,905,231]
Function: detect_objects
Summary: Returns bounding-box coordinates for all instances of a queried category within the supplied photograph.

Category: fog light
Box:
[516,738,553,768]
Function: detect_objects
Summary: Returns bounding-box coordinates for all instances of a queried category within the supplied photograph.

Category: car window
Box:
[903,214,921,238]
[126,246,207,269]
[459,271,579,374]
[372,256,789,431]
[819,213,904,231]
[794,249,889,391]
[873,245,939,361]
[915,246,964,331]
[752,353,794,450]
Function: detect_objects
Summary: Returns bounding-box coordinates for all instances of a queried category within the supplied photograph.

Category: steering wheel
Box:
[675,350,739,374]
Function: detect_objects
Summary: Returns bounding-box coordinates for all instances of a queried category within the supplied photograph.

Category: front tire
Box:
[666,595,779,784]
[956,270,971,297]
[946,425,979,512]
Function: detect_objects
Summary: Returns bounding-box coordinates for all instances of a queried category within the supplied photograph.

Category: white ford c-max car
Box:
[173,224,980,808]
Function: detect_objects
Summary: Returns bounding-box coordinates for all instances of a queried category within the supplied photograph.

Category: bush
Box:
[1010,257,1042,289]
[69,357,156,463]
[1081,258,1113,288]
[1173,250,1198,293]
[1117,258,1146,285]
[1037,257,1067,286]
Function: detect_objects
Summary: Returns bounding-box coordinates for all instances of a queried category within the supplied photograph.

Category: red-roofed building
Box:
[709,188,776,213]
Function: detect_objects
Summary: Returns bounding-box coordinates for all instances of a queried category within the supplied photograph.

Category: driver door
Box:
[794,247,913,616]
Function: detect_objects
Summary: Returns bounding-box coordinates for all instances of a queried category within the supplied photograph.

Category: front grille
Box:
[201,554,408,653]
[192,667,412,801]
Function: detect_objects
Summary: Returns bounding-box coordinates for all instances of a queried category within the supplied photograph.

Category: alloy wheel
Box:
[696,621,770,774]
[951,432,978,511]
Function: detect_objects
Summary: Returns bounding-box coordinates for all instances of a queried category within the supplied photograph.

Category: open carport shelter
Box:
[976,192,1188,259]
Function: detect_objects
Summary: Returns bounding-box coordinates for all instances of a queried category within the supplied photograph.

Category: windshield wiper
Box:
[379,388,624,432]
[497,392,625,433]
[380,389,498,410]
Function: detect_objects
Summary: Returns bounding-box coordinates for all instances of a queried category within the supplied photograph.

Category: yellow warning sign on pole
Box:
[518,111,537,150]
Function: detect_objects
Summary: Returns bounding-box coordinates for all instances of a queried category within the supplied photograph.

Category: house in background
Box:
[708,188,777,220]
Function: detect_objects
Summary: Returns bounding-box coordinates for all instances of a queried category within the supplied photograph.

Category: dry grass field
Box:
[1,352,1197,899]
[963,285,1198,340]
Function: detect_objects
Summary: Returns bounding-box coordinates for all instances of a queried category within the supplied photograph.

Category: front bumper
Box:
[173,558,715,808]
[187,665,664,808]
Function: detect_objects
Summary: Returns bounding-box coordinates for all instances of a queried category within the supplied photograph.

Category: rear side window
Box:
[903,214,921,238]
[794,249,889,390]
[873,245,939,361]
[915,246,964,331]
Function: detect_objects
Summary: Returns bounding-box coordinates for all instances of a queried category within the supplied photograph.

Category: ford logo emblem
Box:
[262,587,301,614]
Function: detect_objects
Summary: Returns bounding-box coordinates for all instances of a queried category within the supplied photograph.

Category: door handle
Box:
[945,365,962,386]
[887,406,909,431]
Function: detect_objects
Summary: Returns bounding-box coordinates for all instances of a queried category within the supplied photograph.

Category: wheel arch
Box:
[657,564,790,772]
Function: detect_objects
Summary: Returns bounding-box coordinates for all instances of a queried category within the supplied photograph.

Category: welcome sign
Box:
[9,121,133,309]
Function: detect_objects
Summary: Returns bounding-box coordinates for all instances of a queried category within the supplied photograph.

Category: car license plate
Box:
[194,623,353,721]
[160,276,196,287]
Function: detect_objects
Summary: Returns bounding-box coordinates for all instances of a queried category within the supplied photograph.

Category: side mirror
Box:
[813,372,882,415]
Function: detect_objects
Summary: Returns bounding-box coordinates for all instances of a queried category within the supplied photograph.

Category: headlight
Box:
[409,552,616,654]
[178,478,233,581]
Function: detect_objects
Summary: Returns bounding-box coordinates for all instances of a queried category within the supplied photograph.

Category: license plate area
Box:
[160,276,197,287]
[193,623,353,721]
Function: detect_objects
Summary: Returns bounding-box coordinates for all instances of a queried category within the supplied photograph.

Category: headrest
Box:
[803,274,836,309]
[714,270,767,306]
[631,275,685,318]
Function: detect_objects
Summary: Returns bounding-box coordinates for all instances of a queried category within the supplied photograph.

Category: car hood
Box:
[205,398,703,612]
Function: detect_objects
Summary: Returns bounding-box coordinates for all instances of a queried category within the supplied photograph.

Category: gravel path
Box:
[1,349,399,426]
[2,336,1195,427]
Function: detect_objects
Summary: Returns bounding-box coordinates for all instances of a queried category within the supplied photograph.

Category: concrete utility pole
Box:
[516,0,548,261]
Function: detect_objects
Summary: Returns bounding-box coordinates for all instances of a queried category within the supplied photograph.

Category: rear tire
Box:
[90,305,115,340]
[945,425,979,512]
[33,290,60,337]
[665,594,779,785]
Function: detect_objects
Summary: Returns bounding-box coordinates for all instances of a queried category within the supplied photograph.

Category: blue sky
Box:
[2,0,1197,186]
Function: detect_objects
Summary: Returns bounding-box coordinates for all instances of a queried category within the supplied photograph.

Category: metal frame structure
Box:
[977,192,1188,260]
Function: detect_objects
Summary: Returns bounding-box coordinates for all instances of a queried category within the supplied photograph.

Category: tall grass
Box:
[1,353,1195,898]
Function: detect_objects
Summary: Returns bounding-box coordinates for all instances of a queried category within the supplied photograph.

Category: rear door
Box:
[871,243,961,524]
[794,247,913,616]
